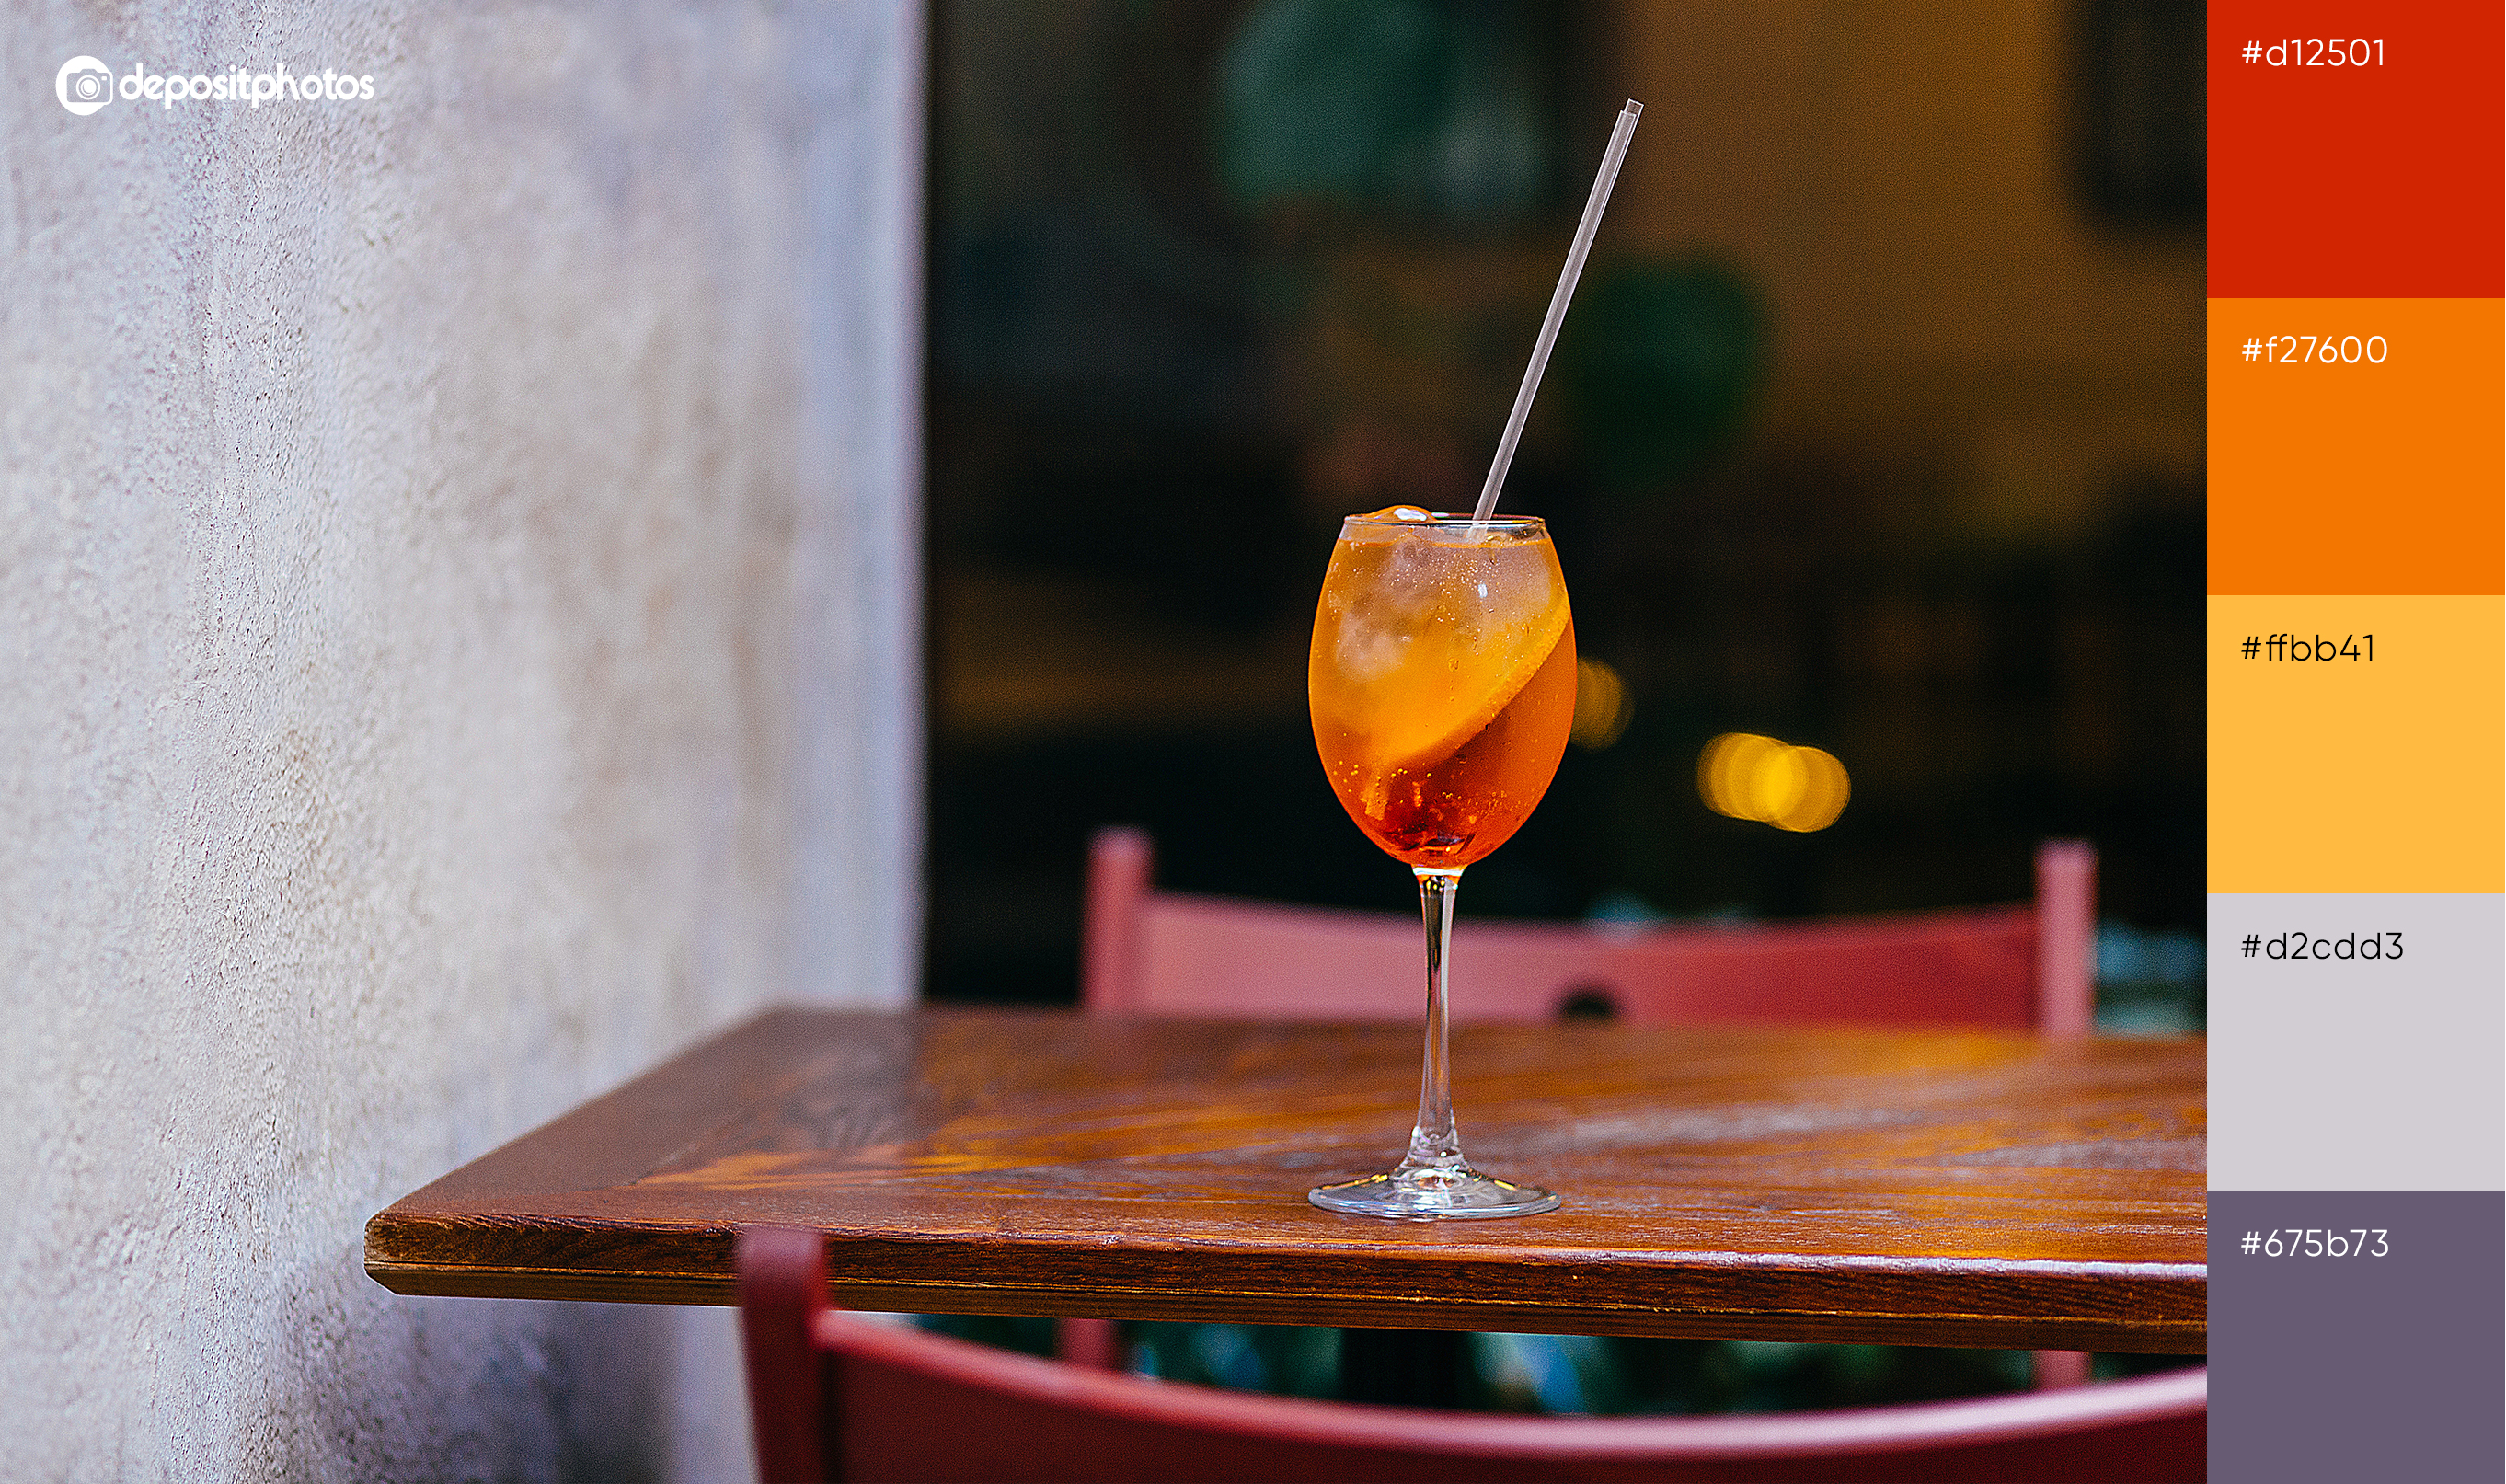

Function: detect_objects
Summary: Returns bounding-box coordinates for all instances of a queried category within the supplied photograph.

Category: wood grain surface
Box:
[365,1008,2206,1352]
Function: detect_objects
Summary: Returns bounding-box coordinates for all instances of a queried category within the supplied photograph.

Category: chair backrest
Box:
[738,1226,2203,1484]
[1085,828,2097,1035]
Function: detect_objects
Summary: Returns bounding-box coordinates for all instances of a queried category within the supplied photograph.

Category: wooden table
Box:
[366,1008,2206,1353]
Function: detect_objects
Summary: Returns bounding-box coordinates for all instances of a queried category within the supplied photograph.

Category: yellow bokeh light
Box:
[1697,732,1850,832]
[1571,659,1634,748]
[1748,743,1809,822]
[1775,745,1849,831]
[1697,732,1777,817]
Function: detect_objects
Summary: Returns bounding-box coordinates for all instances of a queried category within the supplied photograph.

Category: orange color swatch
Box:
[2208,299,2503,595]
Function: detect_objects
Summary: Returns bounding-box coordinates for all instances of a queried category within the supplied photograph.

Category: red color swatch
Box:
[2210,1,2503,296]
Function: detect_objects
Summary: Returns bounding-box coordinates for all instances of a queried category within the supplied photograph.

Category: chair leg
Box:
[2033,840,2097,1038]
[1083,827,1153,1012]
[738,1227,834,1483]
[2032,1348,2093,1389]
[1056,1315,1122,1370]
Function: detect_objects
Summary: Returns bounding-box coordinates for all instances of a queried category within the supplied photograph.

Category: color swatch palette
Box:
[2205,4,2503,1476]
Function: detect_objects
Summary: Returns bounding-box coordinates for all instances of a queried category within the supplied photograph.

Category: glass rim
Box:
[1338,510,1546,530]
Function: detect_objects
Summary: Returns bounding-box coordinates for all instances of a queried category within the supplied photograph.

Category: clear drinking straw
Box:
[1471,98,1642,524]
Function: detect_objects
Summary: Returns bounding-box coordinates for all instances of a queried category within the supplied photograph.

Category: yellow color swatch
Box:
[2211,595,2503,892]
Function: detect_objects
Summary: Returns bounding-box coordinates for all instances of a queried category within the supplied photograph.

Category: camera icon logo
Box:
[57,56,115,116]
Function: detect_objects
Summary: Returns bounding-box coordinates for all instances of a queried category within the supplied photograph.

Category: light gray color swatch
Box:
[2210,893,2503,1191]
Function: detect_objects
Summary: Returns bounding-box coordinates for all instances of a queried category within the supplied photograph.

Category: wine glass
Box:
[1306,506,1576,1218]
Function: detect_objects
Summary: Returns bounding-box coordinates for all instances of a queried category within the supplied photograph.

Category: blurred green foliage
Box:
[1215,0,1550,223]
[1560,258,1770,489]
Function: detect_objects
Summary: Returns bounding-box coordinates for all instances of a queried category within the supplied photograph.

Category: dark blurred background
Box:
[922,0,2205,1028]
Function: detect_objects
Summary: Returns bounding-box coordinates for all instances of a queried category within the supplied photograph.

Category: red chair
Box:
[739,1225,2205,1484]
[1083,827,2096,1034]
[1072,828,2105,1386]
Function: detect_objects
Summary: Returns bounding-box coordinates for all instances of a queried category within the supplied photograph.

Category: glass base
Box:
[1308,1163,1560,1220]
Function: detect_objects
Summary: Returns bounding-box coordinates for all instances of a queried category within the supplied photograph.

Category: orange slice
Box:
[1358,594,1569,779]
[1311,522,1571,815]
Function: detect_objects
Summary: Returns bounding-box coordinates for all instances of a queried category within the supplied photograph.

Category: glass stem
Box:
[1404,867,1466,1172]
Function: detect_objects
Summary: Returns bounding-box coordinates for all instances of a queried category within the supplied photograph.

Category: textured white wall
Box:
[1,4,921,1478]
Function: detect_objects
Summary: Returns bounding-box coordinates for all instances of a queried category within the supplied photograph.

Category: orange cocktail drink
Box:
[1306,99,1635,1220]
[1306,506,1573,1219]
[1311,508,1576,869]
